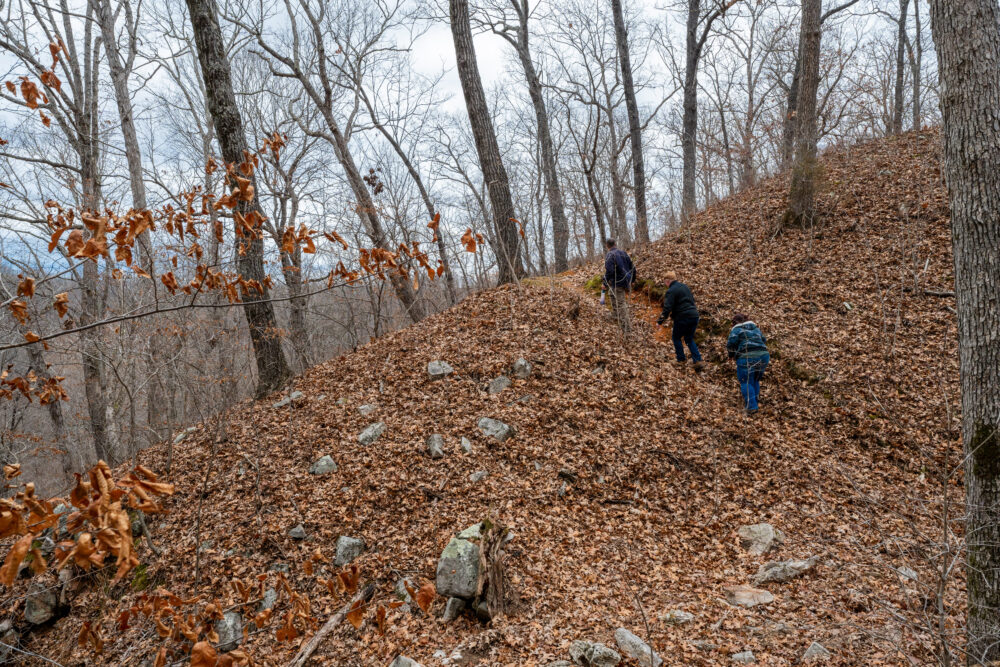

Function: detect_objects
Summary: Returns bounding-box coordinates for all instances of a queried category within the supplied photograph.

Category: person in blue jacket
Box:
[726,313,770,414]
[601,239,636,334]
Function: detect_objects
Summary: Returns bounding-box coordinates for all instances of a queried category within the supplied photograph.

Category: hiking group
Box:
[600,239,771,415]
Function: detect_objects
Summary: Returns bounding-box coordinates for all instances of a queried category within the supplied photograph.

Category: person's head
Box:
[732,312,750,326]
[605,239,617,250]
[664,271,677,285]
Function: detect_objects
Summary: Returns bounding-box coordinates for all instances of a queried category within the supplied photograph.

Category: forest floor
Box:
[15,130,965,665]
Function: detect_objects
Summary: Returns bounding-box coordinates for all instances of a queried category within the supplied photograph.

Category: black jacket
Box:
[658,281,699,324]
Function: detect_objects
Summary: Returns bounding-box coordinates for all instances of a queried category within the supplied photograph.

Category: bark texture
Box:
[784,0,821,228]
[681,0,702,220]
[449,0,524,283]
[893,0,911,135]
[184,0,292,397]
[927,1,1000,662]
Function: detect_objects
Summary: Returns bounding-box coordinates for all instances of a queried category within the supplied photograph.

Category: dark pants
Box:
[736,354,770,411]
[671,317,702,362]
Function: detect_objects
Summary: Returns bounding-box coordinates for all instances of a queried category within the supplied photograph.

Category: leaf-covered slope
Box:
[27,130,961,666]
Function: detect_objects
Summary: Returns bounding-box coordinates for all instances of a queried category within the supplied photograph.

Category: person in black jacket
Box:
[601,239,636,334]
[657,272,704,371]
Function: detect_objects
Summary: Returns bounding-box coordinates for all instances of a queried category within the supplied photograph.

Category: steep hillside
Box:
[14,131,963,666]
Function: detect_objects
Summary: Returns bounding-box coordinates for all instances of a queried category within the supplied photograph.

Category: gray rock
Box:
[558,481,568,497]
[690,640,718,652]
[394,577,415,604]
[724,584,774,607]
[52,503,71,539]
[273,391,305,409]
[173,426,197,444]
[469,471,488,483]
[428,360,455,380]
[731,650,756,664]
[390,657,423,667]
[803,642,831,662]
[614,628,662,667]
[0,624,17,663]
[511,358,532,379]
[267,562,290,574]
[358,422,386,445]
[336,397,349,406]
[547,662,574,667]
[309,455,337,475]
[357,404,377,416]
[474,600,491,622]
[458,522,485,540]
[460,437,472,453]
[896,566,918,582]
[442,597,465,622]
[259,588,278,612]
[24,579,59,625]
[215,611,243,651]
[659,609,694,625]
[737,523,784,556]
[569,639,622,666]
[752,556,819,584]
[288,524,307,540]
[436,530,480,599]
[488,376,511,395]
[477,417,515,442]
[334,536,365,566]
[426,434,445,459]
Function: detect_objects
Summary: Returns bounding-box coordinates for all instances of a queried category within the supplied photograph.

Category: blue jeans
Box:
[736,355,770,411]
[672,318,702,362]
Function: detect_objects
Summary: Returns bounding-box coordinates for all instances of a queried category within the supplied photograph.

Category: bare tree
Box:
[927,1,1000,663]
[892,0,911,134]
[783,0,821,228]
[449,0,524,282]
[184,0,293,397]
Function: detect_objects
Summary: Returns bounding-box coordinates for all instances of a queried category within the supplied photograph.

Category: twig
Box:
[287,584,375,667]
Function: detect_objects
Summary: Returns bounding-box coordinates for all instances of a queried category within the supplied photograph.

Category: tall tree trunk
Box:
[784,0,821,228]
[513,27,571,271]
[781,47,802,169]
[610,0,650,244]
[927,1,1000,663]
[92,0,169,445]
[893,0,911,134]
[681,0,701,220]
[184,0,292,397]
[911,0,923,128]
[449,0,523,283]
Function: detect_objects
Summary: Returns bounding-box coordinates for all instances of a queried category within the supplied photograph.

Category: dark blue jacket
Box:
[727,322,769,360]
[658,281,699,324]
[603,248,636,290]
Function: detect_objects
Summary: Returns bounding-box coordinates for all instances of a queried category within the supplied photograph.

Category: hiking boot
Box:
[693,361,706,373]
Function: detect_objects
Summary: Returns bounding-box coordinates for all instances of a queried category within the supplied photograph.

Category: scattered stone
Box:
[731,650,756,664]
[334,536,365,566]
[390,656,423,667]
[198,540,213,553]
[357,404,377,416]
[215,611,243,651]
[896,566,918,582]
[558,481,568,497]
[394,577,415,604]
[469,470,488,483]
[724,585,774,608]
[614,628,662,667]
[460,437,472,453]
[508,393,535,405]
[288,524,307,540]
[737,523,784,555]
[488,376,511,395]
[477,417,515,442]
[52,503,71,538]
[569,639,621,666]
[428,360,455,380]
[267,562,290,574]
[803,642,832,662]
[458,522,485,540]
[689,640,718,652]
[442,597,465,622]
[547,662,574,667]
[534,461,542,471]
[259,588,278,612]
[25,579,59,625]
[0,621,17,663]
[336,397,349,406]
[426,434,445,459]
[308,455,337,475]
[474,600,491,622]
[272,391,305,409]
[436,525,481,599]
[659,609,694,625]
[511,358,532,379]
[358,422,386,445]
[752,556,819,584]
[173,426,197,444]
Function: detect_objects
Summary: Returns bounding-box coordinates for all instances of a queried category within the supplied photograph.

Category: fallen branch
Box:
[288,583,375,667]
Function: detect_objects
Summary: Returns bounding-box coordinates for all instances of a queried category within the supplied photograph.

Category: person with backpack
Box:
[726,313,770,414]
[601,239,636,334]
[656,272,704,371]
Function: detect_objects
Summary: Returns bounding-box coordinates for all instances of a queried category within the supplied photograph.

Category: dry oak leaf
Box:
[190,641,218,667]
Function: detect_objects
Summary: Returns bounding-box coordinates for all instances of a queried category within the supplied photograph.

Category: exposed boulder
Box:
[442,597,465,622]
[288,524,307,540]
[272,391,305,409]
[435,524,482,599]
[477,417,515,442]
[511,358,532,379]
[752,556,819,584]
[426,434,445,459]
[737,523,784,555]
[334,536,365,566]
[308,455,337,475]
[358,422,386,446]
[569,639,622,666]
[613,628,662,667]
[428,360,454,380]
[24,579,60,625]
[215,611,243,651]
[357,404,377,416]
[488,376,511,395]
[731,650,756,664]
[659,609,694,625]
[469,471,488,483]
[390,656,423,667]
[802,642,832,662]
[460,437,472,453]
[724,585,774,608]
